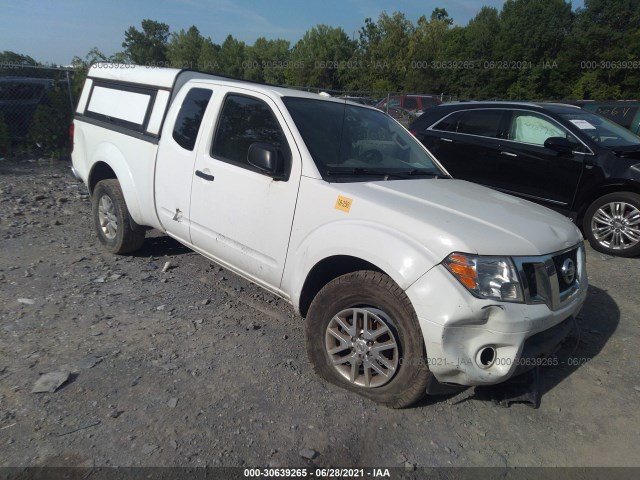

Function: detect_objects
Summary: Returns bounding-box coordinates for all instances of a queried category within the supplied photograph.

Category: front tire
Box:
[92,179,145,254]
[305,271,431,408]
[584,192,640,257]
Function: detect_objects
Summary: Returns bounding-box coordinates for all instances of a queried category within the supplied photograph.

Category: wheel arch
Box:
[86,144,144,225]
[576,181,640,228]
[88,161,117,194]
[298,255,384,318]
[286,221,440,317]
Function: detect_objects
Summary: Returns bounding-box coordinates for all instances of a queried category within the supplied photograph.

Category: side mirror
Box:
[544,136,577,153]
[247,142,284,179]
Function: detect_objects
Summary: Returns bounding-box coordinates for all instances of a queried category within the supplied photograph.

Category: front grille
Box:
[513,244,584,311]
[553,248,579,292]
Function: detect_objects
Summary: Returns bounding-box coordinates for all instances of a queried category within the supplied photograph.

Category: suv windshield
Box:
[560,111,640,149]
[283,97,444,181]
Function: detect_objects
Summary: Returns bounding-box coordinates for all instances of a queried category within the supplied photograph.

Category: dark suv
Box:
[410,102,640,257]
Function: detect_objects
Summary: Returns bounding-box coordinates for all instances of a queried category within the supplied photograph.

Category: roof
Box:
[88,62,355,106]
[411,100,584,129]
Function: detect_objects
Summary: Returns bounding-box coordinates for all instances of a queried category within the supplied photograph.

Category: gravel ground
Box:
[0,158,639,470]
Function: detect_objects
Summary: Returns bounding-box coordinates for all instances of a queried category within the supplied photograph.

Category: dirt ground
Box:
[0,158,639,471]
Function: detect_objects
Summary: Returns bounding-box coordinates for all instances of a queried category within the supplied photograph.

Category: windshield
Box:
[282,97,445,181]
[560,111,640,149]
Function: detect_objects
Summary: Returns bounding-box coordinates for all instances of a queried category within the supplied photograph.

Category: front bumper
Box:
[405,249,587,387]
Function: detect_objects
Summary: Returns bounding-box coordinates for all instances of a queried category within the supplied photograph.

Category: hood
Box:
[338,179,583,260]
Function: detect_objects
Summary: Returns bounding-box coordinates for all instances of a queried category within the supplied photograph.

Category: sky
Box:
[1,0,585,66]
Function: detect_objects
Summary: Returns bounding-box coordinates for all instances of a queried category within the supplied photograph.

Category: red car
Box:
[376,95,442,114]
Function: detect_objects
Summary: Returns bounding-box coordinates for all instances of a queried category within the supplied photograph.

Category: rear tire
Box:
[584,192,640,257]
[92,179,145,254]
[305,271,431,408]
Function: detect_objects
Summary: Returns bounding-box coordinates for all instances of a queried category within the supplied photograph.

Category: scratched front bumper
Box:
[406,263,587,386]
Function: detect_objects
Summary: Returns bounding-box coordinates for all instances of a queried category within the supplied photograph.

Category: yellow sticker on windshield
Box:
[335,195,353,213]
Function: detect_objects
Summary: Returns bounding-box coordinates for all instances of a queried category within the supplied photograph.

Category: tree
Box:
[439,6,501,99]
[431,8,453,25]
[355,12,414,93]
[167,26,205,69]
[243,37,290,84]
[217,35,246,77]
[567,0,640,99]
[287,25,355,90]
[122,19,170,65]
[404,9,454,93]
[198,38,221,73]
[492,0,573,99]
[28,81,74,157]
[0,51,37,66]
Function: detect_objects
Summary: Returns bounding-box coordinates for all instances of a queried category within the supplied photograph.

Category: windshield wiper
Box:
[325,168,444,180]
[326,168,388,177]
[390,168,448,179]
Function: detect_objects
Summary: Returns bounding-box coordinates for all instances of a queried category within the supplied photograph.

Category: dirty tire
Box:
[92,179,145,254]
[305,271,431,408]
[584,192,640,258]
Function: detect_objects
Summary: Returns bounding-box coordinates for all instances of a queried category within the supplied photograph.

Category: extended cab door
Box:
[188,89,301,291]
[155,86,215,241]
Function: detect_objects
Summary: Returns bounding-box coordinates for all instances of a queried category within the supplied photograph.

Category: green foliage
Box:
[565,0,640,100]
[404,10,454,93]
[243,38,290,84]
[198,39,221,73]
[217,35,246,77]
[0,51,37,66]
[287,25,355,89]
[27,81,73,157]
[167,26,205,69]
[122,19,170,65]
[64,3,640,105]
[355,13,414,91]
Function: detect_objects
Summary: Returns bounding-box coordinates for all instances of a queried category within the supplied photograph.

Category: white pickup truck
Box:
[71,63,588,408]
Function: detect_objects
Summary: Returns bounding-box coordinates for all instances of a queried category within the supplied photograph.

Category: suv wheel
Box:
[305,271,431,408]
[584,192,640,257]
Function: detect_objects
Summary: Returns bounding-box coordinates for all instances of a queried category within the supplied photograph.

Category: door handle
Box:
[440,138,453,143]
[500,151,518,157]
[195,170,215,181]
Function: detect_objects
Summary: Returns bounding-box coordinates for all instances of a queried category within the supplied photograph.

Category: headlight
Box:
[443,253,524,303]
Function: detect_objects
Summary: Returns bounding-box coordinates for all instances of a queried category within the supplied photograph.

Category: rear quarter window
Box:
[430,111,464,132]
[456,110,504,137]
[172,88,213,151]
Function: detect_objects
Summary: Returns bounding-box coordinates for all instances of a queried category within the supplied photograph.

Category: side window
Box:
[421,97,439,109]
[211,94,289,170]
[432,111,464,132]
[172,88,212,151]
[388,98,401,108]
[509,111,568,146]
[456,110,504,137]
[403,98,418,110]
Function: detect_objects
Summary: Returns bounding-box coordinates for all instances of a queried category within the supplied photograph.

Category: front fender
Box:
[283,219,442,312]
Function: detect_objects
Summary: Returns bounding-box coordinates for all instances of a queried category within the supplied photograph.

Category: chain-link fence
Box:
[0,64,76,158]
